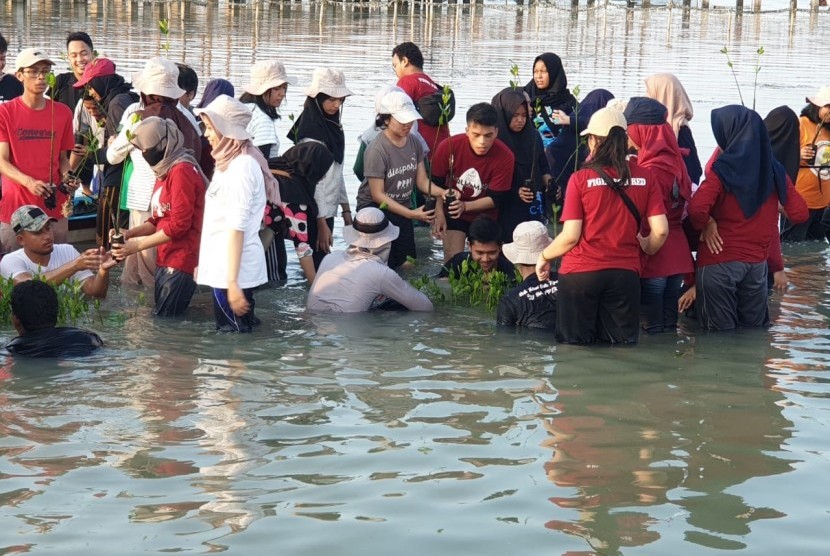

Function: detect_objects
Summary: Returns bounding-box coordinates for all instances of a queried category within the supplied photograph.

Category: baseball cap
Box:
[581,107,627,137]
[73,57,116,89]
[15,48,54,71]
[11,205,57,234]
[377,90,422,124]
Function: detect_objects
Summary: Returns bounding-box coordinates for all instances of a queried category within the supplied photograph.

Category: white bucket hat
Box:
[132,57,185,99]
[581,106,628,137]
[377,90,422,124]
[193,94,253,141]
[15,48,54,71]
[304,67,353,99]
[806,86,830,108]
[342,207,399,249]
[502,221,552,265]
[243,60,297,96]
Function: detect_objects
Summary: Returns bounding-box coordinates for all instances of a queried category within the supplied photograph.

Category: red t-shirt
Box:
[0,97,74,222]
[146,162,206,275]
[640,165,694,279]
[397,72,450,157]
[688,152,808,267]
[431,134,515,223]
[560,161,665,275]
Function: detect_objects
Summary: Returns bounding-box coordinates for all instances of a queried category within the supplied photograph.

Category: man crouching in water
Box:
[6,280,102,357]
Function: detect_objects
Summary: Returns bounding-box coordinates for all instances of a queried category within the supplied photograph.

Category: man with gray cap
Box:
[0,48,76,253]
[0,204,116,299]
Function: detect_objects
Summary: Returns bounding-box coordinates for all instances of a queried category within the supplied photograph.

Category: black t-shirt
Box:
[0,74,23,103]
[437,251,516,279]
[49,72,82,112]
[7,327,103,357]
[496,274,558,330]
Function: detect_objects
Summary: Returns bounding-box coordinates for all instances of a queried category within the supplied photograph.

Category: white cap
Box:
[806,85,830,108]
[377,90,421,124]
[581,107,628,137]
[15,48,54,71]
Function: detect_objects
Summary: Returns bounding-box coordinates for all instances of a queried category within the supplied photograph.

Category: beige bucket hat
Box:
[132,57,185,99]
[304,67,353,99]
[193,94,253,141]
[243,60,297,96]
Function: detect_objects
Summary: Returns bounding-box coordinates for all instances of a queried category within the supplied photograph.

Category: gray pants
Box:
[696,261,769,331]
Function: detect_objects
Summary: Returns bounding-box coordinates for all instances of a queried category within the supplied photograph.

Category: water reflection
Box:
[542,338,796,553]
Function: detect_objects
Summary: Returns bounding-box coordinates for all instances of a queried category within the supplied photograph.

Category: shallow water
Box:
[2,2,830,555]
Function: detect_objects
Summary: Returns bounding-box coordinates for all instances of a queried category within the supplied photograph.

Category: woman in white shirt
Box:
[194,95,275,332]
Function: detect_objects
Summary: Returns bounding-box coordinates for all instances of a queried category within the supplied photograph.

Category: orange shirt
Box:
[795,116,830,209]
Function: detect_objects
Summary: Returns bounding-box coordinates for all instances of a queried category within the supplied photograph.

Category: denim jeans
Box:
[640,274,684,334]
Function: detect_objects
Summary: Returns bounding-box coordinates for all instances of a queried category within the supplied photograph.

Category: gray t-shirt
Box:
[356,132,425,208]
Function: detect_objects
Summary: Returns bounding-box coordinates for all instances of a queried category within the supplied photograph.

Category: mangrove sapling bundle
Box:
[447,258,511,312]
[424,85,454,213]
[0,275,99,327]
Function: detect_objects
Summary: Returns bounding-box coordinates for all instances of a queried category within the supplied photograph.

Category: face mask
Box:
[141,144,166,167]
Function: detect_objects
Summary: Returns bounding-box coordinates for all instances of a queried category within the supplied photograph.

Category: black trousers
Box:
[556,268,640,345]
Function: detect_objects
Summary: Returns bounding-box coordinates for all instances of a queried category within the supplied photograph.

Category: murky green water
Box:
[1,2,829,554]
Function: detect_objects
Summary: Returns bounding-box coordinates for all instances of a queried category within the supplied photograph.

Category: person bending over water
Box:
[306,207,433,313]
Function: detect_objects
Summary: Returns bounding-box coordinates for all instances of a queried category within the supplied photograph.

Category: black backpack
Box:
[416,86,456,127]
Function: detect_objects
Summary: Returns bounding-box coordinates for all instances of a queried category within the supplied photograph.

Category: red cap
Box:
[73,57,116,89]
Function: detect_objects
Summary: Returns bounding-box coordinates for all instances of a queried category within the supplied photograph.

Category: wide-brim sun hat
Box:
[581,106,628,137]
[132,57,185,99]
[377,90,422,124]
[806,85,830,108]
[342,207,400,249]
[243,60,297,96]
[193,94,253,141]
[502,221,552,265]
[304,67,353,99]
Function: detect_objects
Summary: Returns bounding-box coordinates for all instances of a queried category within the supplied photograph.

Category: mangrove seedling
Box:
[158,19,171,55]
[509,61,520,90]
[720,46,745,107]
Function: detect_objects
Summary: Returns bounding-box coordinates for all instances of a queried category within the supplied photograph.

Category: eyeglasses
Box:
[22,68,51,78]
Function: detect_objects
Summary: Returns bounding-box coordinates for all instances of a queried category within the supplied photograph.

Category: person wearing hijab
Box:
[535,108,668,345]
[197,79,235,110]
[107,57,203,287]
[687,105,808,331]
[764,106,800,291]
[781,86,830,242]
[523,53,577,149]
[644,73,703,185]
[194,95,272,332]
[624,97,694,333]
[545,88,614,205]
[356,89,437,269]
[110,117,207,316]
[287,68,354,254]
[491,87,551,242]
[71,57,139,248]
[306,207,433,313]
[269,142,335,282]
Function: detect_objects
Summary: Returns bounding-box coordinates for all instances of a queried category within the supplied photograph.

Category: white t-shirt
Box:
[247,104,280,159]
[0,244,94,282]
[197,154,267,290]
[306,250,433,313]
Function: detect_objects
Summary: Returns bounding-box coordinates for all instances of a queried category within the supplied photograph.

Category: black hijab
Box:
[88,74,138,137]
[270,142,335,209]
[711,105,788,219]
[547,88,614,182]
[764,105,801,184]
[287,95,345,164]
[492,88,539,188]
[523,53,576,112]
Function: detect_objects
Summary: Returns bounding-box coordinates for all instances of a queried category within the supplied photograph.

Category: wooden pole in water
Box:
[790,0,797,12]
[810,0,820,10]
[643,0,651,9]
[736,0,744,13]
[754,0,761,11]
[702,0,710,8]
